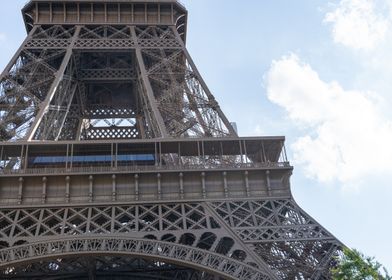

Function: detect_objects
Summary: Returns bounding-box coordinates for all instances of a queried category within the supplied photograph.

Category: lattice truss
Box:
[211,200,341,279]
[2,256,220,280]
[0,202,274,280]
[136,26,234,137]
[0,199,340,279]
[0,24,236,141]
[0,48,66,140]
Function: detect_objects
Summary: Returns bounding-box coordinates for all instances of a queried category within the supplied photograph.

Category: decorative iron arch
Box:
[0,237,272,280]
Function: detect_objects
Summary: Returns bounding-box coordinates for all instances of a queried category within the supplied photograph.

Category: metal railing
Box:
[0,161,291,176]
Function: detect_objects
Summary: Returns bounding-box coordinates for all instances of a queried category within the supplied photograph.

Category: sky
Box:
[1,0,392,271]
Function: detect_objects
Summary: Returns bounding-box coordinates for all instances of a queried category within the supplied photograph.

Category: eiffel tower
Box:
[0,1,342,279]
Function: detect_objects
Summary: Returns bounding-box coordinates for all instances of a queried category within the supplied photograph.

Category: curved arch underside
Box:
[0,237,270,280]
[1,255,219,280]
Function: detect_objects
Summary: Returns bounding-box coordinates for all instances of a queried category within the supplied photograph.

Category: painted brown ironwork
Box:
[0,0,342,279]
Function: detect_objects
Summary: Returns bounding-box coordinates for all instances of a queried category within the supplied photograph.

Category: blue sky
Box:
[179,0,392,270]
[1,0,391,271]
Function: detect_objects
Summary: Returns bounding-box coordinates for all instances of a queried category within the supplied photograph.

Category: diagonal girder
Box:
[26,26,82,141]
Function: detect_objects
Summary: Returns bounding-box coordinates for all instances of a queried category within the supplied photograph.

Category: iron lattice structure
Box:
[0,1,342,279]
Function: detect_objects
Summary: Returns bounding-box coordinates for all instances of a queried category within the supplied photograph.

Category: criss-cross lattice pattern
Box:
[0,202,279,279]
[0,49,66,140]
[255,241,340,280]
[0,204,222,243]
[210,199,341,279]
[25,25,76,49]
[139,40,233,137]
[212,200,334,242]
[1,256,221,280]
[136,26,182,49]
[1,23,236,141]
[0,237,272,280]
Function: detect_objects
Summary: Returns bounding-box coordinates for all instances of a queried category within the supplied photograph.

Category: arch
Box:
[144,234,157,240]
[161,234,176,243]
[0,237,270,280]
[215,237,235,255]
[4,255,217,280]
[0,241,8,250]
[179,233,196,246]
[196,232,217,250]
[231,250,247,262]
[13,240,27,246]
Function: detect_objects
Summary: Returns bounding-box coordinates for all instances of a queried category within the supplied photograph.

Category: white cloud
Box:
[265,54,392,184]
[0,33,6,42]
[325,0,389,50]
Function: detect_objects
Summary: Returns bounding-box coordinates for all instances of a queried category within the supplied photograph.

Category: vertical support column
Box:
[42,176,47,204]
[223,171,229,198]
[112,174,117,202]
[179,172,184,199]
[65,176,70,203]
[157,173,162,200]
[88,175,94,203]
[27,26,82,141]
[244,171,250,197]
[130,26,169,138]
[261,141,267,163]
[23,145,29,171]
[201,172,206,199]
[266,170,271,196]
[17,177,24,205]
[134,174,139,201]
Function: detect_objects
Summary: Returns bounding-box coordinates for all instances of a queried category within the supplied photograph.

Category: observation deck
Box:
[22,0,188,39]
[0,137,292,207]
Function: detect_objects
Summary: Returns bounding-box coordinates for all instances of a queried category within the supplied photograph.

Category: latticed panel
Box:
[211,200,335,242]
[255,241,339,279]
[75,39,135,49]
[0,49,65,140]
[1,256,222,280]
[135,25,234,138]
[0,203,222,242]
[86,126,139,140]
[79,69,135,81]
[142,47,229,137]
[79,26,133,40]
[25,25,76,49]
[83,107,136,118]
[139,39,182,49]
[210,199,341,279]
[25,39,71,49]
[0,238,271,280]
[0,202,275,277]
[30,25,76,40]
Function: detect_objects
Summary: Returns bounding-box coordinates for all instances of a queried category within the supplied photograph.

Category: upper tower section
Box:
[22,0,188,40]
[0,0,237,141]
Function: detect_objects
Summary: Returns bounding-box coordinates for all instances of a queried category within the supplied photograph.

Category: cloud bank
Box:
[325,0,389,50]
[265,54,392,184]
